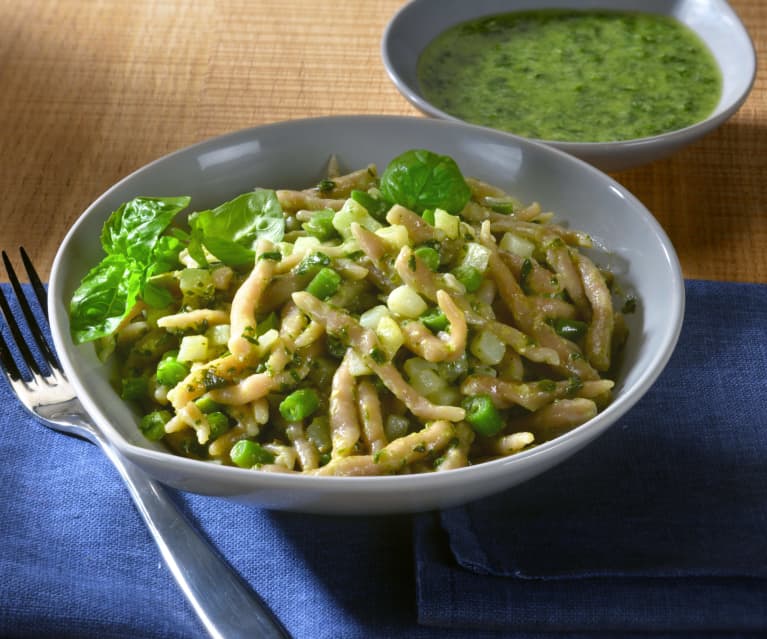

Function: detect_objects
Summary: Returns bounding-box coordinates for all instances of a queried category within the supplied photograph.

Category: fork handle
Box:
[98,441,292,639]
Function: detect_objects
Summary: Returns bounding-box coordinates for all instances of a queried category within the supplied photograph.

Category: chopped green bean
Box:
[140,410,171,441]
[121,375,149,401]
[452,264,483,293]
[306,267,341,300]
[206,411,231,440]
[256,312,278,336]
[420,307,449,333]
[156,352,190,387]
[279,388,320,422]
[414,246,440,271]
[230,440,275,467]
[302,209,338,241]
[462,394,504,436]
[195,396,223,414]
[296,251,331,275]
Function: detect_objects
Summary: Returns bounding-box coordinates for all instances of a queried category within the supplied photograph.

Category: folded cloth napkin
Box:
[0,284,501,639]
[415,279,767,635]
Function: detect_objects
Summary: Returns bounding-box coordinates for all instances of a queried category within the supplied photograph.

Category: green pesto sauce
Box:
[417,10,722,142]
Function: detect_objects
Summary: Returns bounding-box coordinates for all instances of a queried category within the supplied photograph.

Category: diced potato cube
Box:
[257,328,279,352]
[292,235,322,254]
[404,358,447,396]
[461,242,491,272]
[206,324,231,347]
[375,224,410,250]
[347,349,372,376]
[434,208,460,239]
[387,285,428,318]
[178,335,209,362]
[500,232,535,258]
[332,198,382,239]
[428,386,462,406]
[470,330,506,365]
[210,265,234,290]
[359,305,391,330]
[375,316,404,359]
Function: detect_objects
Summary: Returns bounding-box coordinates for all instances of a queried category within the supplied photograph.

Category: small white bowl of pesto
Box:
[382,0,756,172]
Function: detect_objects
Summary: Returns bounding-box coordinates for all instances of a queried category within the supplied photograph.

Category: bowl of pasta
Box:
[49,116,684,514]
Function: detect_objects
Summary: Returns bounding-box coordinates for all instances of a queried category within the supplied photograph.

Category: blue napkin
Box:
[415,279,767,635]
[1,281,765,638]
[0,284,501,639]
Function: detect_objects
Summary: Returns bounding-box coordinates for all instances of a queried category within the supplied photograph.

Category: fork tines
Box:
[0,248,58,381]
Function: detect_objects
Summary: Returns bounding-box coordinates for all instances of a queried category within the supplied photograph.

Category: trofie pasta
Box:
[69,149,631,476]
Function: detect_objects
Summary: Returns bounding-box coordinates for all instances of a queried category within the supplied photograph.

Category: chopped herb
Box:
[520,258,533,293]
[258,251,282,261]
[316,178,336,194]
[202,368,227,390]
[326,336,347,359]
[369,347,387,364]
[547,317,588,341]
[622,295,637,314]
[537,379,557,392]
[345,250,365,261]
[566,376,584,395]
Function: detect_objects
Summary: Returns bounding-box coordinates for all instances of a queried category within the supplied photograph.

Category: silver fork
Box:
[0,248,291,639]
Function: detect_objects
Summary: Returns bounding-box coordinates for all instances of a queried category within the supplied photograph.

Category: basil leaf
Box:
[100,196,190,262]
[200,236,258,267]
[189,189,285,267]
[72,198,188,343]
[69,254,144,344]
[141,280,174,309]
[143,235,184,309]
[379,149,471,215]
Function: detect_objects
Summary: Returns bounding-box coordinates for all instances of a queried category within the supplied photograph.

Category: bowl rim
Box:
[381,0,757,150]
[48,114,685,491]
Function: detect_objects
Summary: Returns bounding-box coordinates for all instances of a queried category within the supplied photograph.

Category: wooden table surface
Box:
[1,0,765,283]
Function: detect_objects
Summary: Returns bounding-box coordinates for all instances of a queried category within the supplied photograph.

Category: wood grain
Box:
[1,0,764,283]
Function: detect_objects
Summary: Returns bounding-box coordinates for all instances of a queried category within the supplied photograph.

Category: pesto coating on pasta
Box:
[70,149,631,475]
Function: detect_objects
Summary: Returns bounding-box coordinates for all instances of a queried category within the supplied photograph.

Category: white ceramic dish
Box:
[49,116,684,514]
[382,0,756,172]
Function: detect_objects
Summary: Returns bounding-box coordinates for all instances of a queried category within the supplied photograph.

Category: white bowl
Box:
[49,116,684,514]
[382,0,756,172]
